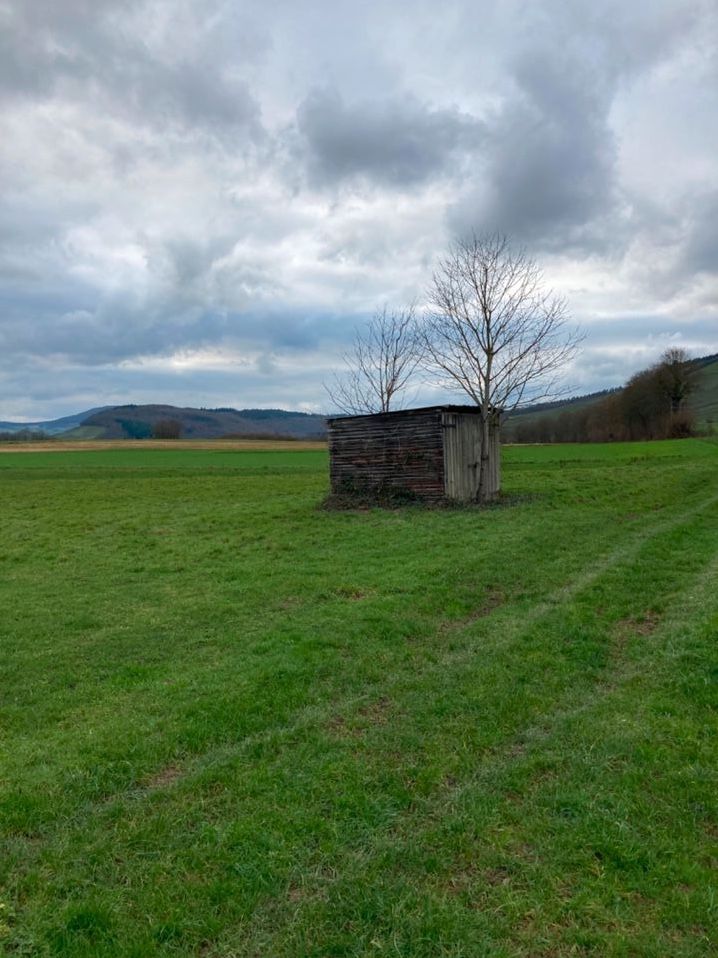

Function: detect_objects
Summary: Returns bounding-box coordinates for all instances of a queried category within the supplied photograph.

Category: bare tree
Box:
[655,347,694,416]
[325,305,423,415]
[423,233,581,502]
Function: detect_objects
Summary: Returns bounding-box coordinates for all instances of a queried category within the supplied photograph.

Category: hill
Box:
[504,352,718,439]
[689,352,718,427]
[77,404,327,440]
[0,407,110,436]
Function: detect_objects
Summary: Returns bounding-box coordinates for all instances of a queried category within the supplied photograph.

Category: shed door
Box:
[442,413,482,501]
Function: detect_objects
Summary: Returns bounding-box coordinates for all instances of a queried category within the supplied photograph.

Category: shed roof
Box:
[327,404,488,425]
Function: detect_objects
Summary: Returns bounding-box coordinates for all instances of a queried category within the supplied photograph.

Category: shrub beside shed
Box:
[327,405,500,503]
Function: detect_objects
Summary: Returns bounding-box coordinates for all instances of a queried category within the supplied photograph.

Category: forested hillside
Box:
[504,352,718,442]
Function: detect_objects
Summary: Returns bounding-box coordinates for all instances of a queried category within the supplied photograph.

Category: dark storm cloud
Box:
[294,89,484,188]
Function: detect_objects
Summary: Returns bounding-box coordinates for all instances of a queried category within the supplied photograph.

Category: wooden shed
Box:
[327,405,500,503]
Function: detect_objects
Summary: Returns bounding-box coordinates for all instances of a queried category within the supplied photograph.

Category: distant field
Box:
[0,438,327,454]
[2,440,718,955]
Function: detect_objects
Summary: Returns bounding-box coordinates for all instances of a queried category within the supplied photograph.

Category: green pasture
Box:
[1,440,717,956]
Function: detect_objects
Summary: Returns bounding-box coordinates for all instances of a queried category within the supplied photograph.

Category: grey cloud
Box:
[0,1,135,101]
[618,190,718,303]
[93,56,262,139]
[449,0,711,253]
[0,296,213,367]
[682,191,718,276]
[0,195,101,288]
[0,0,263,140]
[0,269,357,367]
[449,53,618,249]
[294,89,483,188]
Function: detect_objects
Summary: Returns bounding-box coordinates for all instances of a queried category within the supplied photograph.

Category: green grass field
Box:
[2,440,718,956]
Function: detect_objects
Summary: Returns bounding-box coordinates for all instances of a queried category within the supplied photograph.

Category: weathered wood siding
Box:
[328,405,501,503]
[490,422,501,495]
[441,411,500,501]
[329,408,445,500]
[442,411,480,500]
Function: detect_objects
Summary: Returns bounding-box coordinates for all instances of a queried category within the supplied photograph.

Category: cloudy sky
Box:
[1,0,717,420]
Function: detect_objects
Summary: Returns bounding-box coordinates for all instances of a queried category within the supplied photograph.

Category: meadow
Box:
[1,439,717,956]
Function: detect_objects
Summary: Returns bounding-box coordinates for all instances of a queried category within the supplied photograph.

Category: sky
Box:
[1,0,717,420]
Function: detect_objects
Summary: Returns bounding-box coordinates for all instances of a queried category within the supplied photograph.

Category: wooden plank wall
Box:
[329,407,501,503]
[490,421,501,495]
[329,409,445,500]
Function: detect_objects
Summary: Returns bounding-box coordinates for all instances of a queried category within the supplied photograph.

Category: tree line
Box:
[503,348,697,444]
[0,428,51,442]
